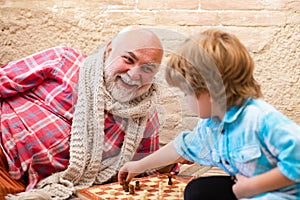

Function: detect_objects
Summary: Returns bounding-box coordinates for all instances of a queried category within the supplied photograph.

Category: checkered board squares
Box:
[76,174,193,200]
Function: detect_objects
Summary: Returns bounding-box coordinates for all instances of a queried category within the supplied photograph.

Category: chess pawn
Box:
[129,184,135,194]
[167,174,173,185]
[124,181,130,192]
[135,180,140,190]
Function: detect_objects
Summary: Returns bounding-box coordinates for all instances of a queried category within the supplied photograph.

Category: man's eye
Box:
[122,56,134,64]
[141,65,154,73]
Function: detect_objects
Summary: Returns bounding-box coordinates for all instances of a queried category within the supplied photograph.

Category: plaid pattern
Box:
[0,46,160,190]
[103,111,159,161]
[0,147,25,198]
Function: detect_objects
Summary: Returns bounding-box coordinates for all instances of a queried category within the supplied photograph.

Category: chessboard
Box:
[76,174,193,200]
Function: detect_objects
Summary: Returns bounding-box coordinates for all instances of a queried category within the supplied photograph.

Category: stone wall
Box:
[1,0,299,144]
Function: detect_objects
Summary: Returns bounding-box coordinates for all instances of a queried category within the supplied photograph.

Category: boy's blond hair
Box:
[165,29,262,110]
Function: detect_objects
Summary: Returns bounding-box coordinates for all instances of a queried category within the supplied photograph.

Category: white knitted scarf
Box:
[6,47,159,200]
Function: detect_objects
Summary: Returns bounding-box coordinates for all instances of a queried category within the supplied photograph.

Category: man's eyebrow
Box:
[127,51,159,68]
[127,51,138,60]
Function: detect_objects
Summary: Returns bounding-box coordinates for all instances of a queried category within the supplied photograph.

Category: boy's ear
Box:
[104,41,112,61]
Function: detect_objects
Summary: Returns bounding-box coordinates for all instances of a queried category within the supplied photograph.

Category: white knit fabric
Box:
[6,46,159,200]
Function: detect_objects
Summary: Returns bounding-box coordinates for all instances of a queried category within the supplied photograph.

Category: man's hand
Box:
[118,161,146,183]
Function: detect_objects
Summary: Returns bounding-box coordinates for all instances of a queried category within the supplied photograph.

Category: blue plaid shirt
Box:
[174,98,300,199]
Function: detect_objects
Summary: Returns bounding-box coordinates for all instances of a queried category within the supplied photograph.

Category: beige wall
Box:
[1,0,300,143]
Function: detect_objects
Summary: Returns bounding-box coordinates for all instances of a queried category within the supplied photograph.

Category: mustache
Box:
[119,74,142,87]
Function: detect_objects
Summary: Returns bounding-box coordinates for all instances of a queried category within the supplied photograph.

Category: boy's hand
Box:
[118,161,145,183]
[232,168,296,199]
[232,174,253,198]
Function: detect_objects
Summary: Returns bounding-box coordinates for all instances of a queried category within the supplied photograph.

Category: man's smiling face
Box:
[104,28,163,103]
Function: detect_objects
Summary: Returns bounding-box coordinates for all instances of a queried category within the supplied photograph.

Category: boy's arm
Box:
[233,167,296,198]
[118,141,183,182]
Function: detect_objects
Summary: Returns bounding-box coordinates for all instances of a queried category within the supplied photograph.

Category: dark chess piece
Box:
[129,184,135,194]
[135,181,140,190]
[168,174,173,185]
[124,181,129,192]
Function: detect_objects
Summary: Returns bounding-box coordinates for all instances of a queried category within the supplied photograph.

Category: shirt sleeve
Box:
[262,112,300,182]
[133,109,160,161]
[0,46,85,98]
[173,119,217,166]
[174,130,199,163]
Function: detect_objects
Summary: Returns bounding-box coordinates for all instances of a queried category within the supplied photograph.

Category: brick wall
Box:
[1,0,299,143]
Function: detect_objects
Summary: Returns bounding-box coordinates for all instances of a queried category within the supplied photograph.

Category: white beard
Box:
[106,73,143,103]
[110,83,137,103]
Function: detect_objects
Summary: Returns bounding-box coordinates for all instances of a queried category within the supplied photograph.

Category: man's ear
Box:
[104,41,112,61]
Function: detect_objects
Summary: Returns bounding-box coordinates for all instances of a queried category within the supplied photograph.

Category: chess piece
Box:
[167,174,173,185]
[124,181,130,192]
[135,180,140,190]
[129,184,135,194]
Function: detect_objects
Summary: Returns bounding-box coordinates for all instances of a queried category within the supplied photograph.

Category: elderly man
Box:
[0,27,170,199]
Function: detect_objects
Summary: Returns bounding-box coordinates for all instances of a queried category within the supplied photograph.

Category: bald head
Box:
[111,27,163,60]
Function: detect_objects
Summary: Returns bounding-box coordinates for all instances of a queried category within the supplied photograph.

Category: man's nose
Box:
[127,66,142,80]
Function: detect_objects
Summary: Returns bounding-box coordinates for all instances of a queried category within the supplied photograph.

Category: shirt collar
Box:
[223,98,251,123]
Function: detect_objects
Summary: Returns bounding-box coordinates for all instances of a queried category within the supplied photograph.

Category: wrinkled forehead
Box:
[112,29,163,52]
